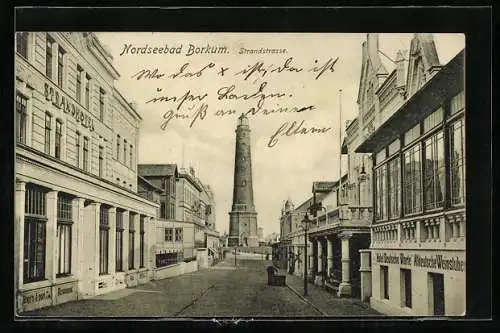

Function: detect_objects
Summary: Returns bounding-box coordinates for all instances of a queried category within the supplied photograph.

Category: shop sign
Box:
[44,82,95,131]
[374,251,465,272]
[22,287,52,307]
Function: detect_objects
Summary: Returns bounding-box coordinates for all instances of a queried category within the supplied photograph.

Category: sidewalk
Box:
[284,272,381,317]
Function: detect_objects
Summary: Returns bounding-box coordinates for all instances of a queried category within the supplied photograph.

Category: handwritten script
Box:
[130,56,340,147]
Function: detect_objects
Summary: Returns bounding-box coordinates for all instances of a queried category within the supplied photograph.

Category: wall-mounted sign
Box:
[44,82,95,131]
[374,251,465,272]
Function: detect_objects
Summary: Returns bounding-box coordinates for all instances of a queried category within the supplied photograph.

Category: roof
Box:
[356,49,464,153]
[138,164,178,177]
[137,175,163,192]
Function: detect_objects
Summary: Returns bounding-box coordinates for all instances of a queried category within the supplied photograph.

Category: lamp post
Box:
[302,205,315,296]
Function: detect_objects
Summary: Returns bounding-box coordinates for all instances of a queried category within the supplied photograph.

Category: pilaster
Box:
[46,190,58,283]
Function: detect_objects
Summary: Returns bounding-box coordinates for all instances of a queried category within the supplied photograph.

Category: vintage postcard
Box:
[14,29,466,318]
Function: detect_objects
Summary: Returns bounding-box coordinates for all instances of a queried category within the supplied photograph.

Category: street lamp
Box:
[301,204,315,296]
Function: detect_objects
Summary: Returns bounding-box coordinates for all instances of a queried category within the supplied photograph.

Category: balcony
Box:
[309,205,373,234]
[371,208,465,250]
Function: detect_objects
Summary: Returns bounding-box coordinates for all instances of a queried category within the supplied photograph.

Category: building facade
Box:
[228,114,259,247]
[356,34,465,316]
[14,32,158,313]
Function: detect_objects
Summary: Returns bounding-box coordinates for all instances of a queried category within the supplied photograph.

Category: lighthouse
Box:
[228,113,259,247]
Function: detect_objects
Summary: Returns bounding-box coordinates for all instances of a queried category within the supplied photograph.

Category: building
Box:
[228,114,259,247]
[14,32,158,313]
[257,227,265,245]
[356,34,465,315]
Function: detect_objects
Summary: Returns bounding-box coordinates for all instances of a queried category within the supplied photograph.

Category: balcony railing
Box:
[308,205,373,233]
[371,208,465,250]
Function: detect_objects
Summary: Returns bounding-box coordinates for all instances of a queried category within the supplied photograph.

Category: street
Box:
[20,254,378,318]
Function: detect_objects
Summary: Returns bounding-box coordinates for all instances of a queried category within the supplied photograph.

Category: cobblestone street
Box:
[20,254,378,318]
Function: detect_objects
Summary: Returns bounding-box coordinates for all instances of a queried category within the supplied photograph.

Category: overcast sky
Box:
[95,32,464,236]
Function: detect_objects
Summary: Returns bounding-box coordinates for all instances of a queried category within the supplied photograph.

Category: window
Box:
[155,252,179,268]
[160,202,167,219]
[123,140,127,165]
[57,46,65,87]
[115,211,124,271]
[83,137,89,172]
[99,206,109,275]
[99,88,105,121]
[450,119,465,206]
[404,124,421,146]
[46,36,54,79]
[24,185,47,283]
[57,194,73,277]
[16,93,28,144]
[388,139,400,157]
[75,131,81,167]
[423,131,445,210]
[76,65,83,103]
[403,144,422,215]
[424,107,443,133]
[451,91,465,116]
[388,157,401,219]
[376,148,387,165]
[129,215,135,270]
[98,146,104,177]
[140,217,145,268]
[85,74,91,109]
[375,165,387,221]
[169,202,175,219]
[55,119,62,159]
[380,265,389,299]
[16,32,29,58]
[429,272,445,315]
[175,228,183,242]
[44,113,52,154]
[401,269,412,308]
[165,228,173,241]
[116,135,120,160]
[129,144,133,168]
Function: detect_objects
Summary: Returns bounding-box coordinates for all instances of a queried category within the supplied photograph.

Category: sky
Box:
[95,32,464,236]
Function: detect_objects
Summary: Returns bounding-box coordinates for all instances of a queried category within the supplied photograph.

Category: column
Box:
[46,190,58,282]
[327,236,333,278]
[108,207,117,274]
[315,238,323,285]
[359,249,372,302]
[134,213,140,270]
[338,233,352,297]
[122,211,129,271]
[71,197,85,281]
[15,181,26,297]
[307,239,313,278]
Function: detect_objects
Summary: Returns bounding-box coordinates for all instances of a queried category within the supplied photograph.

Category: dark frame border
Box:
[2,4,493,331]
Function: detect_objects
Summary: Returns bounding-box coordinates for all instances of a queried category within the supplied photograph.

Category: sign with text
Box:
[373,251,465,272]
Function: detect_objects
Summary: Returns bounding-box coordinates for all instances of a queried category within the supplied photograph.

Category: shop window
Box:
[44,112,52,154]
[57,194,73,277]
[380,265,389,300]
[116,211,124,272]
[388,157,401,218]
[450,119,465,206]
[129,215,135,270]
[16,32,29,59]
[429,272,445,315]
[99,206,109,275]
[16,92,28,144]
[55,119,62,159]
[403,144,422,215]
[24,185,47,283]
[140,217,145,268]
[401,269,412,308]
[423,131,445,210]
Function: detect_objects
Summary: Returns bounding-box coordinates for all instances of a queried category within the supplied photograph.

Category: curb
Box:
[286,283,327,316]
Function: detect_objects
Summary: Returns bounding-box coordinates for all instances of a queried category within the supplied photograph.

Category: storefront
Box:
[15,32,158,313]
